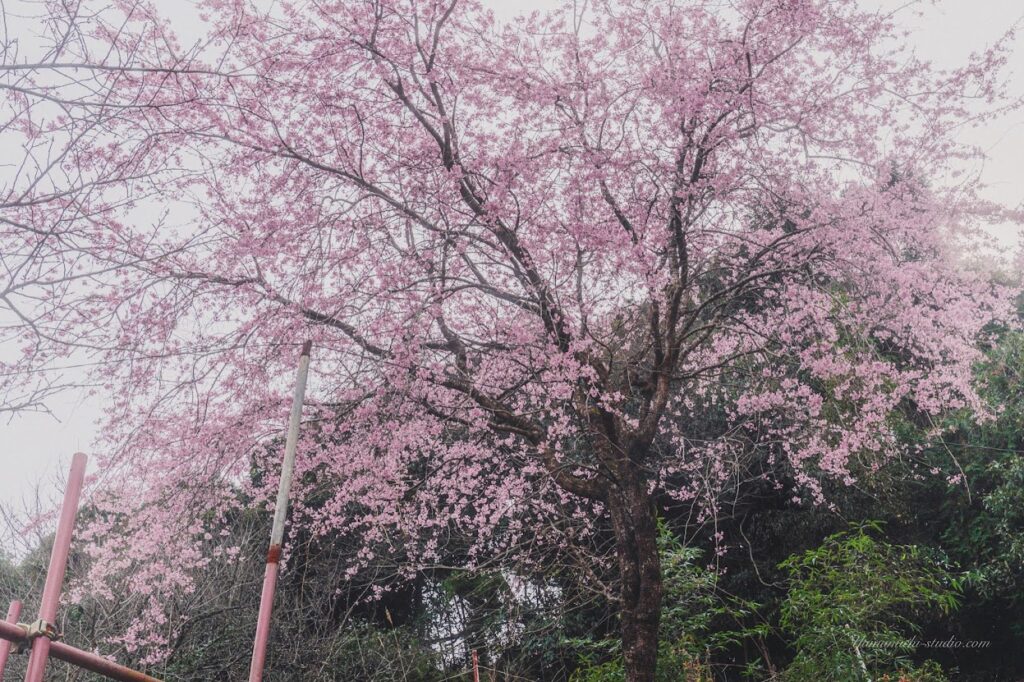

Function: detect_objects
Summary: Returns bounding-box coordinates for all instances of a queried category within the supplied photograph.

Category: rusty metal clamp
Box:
[20,618,60,638]
[13,620,61,653]
[24,619,60,641]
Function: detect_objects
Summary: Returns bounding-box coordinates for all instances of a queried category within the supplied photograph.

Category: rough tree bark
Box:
[608,460,663,682]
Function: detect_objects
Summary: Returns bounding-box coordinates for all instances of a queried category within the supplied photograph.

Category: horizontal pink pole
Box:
[0,619,160,682]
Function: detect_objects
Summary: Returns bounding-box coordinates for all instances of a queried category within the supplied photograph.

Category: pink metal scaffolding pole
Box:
[0,453,162,682]
[248,341,313,682]
[0,620,159,682]
[23,451,86,682]
[0,600,20,681]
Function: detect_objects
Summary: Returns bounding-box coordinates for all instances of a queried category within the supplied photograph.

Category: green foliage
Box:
[658,522,768,662]
[779,522,959,681]
[980,455,1024,595]
[937,331,1024,603]
[570,521,765,681]
[315,621,443,682]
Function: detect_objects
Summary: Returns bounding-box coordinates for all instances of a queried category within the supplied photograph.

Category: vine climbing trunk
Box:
[608,467,663,682]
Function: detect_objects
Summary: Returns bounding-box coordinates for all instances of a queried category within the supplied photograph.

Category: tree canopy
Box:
[0,1,1019,680]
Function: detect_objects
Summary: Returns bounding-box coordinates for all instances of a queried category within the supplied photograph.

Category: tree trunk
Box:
[609,471,663,682]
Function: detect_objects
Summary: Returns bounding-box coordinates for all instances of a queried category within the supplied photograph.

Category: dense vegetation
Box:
[2,300,1021,682]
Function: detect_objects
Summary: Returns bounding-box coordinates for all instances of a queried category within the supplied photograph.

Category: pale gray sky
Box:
[1,0,1022,513]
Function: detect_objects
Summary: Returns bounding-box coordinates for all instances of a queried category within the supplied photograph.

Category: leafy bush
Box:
[779,522,959,681]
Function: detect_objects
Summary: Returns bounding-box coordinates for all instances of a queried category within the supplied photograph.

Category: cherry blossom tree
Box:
[0,0,219,418]
[2,0,1020,679]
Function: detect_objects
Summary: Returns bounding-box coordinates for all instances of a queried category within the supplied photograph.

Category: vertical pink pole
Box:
[248,558,280,681]
[248,342,312,682]
[0,600,22,681]
[24,451,87,682]
[472,649,480,682]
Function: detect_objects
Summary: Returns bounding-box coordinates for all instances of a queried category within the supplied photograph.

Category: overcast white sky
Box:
[1,0,1022,516]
